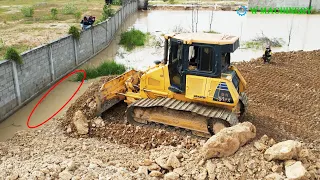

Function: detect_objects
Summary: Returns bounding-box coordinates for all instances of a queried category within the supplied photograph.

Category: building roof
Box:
[164,33,239,45]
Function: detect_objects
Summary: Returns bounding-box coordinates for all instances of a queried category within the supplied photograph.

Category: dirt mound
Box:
[64,76,117,122]
[236,50,320,148]
[62,76,201,150]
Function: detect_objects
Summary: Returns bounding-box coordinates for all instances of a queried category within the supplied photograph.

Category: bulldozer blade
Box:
[95,69,141,116]
[95,95,122,116]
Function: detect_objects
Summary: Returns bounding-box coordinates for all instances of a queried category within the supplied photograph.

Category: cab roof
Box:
[164,33,239,45]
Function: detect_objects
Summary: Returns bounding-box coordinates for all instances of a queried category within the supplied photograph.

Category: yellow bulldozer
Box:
[95,32,248,137]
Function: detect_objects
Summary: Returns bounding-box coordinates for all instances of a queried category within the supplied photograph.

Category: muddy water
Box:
[1,10,320,141]
[111,11,320,70]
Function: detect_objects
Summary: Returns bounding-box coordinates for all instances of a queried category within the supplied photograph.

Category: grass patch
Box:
[0,42,30,61]
[119,28,149,51]
[62,3,78,15]
[73,61,126,81]
[171,25,190,33]
[241,33,285,49]
[4,47,23,64]
[0,8,8,13]
[102,4,115,19]
[21,6,34,17]
[68,26,80,40]
[74,11,82,22]
[310,9,320,14]
[204,30,220,34]
[112,0,122,5]
[95,4,115,24]
[169,0,176,4]
[50,8,58,20]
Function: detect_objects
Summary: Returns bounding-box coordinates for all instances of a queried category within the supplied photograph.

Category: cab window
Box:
[188,45,214,72]
[199,47,213,72]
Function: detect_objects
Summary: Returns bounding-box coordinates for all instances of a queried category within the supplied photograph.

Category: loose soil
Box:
[236,50,320,147]
[65,49,320,151]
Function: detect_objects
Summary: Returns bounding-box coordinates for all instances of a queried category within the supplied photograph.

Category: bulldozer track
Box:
[130,98,239,125]
[126,94,248,137]
[240,92,248,108]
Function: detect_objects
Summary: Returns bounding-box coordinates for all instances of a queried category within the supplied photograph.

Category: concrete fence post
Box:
[91,28,95,55]
[106,19,109,45]
[119,9,121,28]
[119,10,121,29]
[49,45,55,81]
[114,13,116,32]
[110,18,113,38]
[11,61,21,105]
[73,38,78,65]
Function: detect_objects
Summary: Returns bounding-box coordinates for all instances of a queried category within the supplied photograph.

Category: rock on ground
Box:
[265,173,285,180]
[72,110,89,135]
[164,172,180,180]
[264,140,302,161]
[202,122,256,159]
[285,161,307,180]
[166,152,181,169]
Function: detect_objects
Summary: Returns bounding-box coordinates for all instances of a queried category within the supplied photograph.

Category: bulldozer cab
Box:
[163,33,240,93]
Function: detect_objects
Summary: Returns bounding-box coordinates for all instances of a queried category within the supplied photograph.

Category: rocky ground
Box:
[0,50,320,179]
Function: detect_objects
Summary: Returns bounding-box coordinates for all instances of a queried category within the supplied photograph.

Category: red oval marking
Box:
[27,69,86,129]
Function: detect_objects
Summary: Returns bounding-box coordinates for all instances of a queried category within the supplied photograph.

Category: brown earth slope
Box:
[237,50,320,145]
[64,50,320,151]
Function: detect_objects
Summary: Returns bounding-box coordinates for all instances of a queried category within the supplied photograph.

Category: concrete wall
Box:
[0,0,138,122]
[248,0,320,10]
[0,61,17,118]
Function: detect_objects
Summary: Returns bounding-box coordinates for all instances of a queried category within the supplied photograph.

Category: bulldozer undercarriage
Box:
[126,95,248,138]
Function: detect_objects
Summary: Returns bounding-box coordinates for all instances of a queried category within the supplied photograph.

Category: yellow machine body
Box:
[96,32,248,136]
[123,64,246,112]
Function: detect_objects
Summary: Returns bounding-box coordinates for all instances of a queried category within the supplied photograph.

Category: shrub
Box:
[68,26,80,40]
[21,6,34,17]
[119,28,148,51]
[101,4,115,20]
[50,8,58,19]
[63,3,77,15]
[5,47,23,64]
[310,9,319,14]
[169,0,175,4]
[73,61,126,81]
